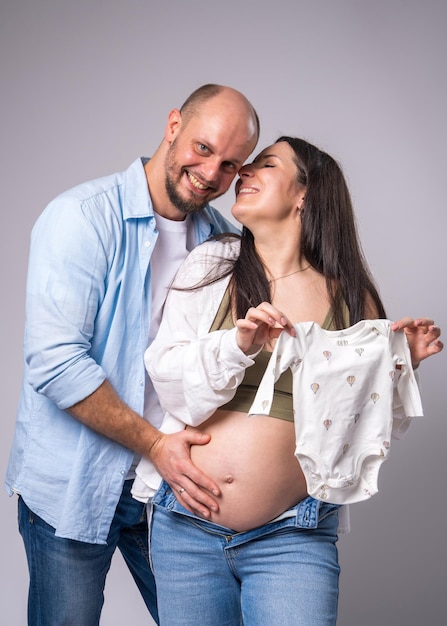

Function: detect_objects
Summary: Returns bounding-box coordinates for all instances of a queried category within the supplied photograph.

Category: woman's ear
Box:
[296,191,306,215]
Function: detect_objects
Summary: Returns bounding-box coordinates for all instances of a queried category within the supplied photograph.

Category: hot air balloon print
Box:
[371,392,380,404]
[355,348,364,356]
[347,375,356,387]
[323,419,332,430]
[323,351,332,360]
[311,383,320,394]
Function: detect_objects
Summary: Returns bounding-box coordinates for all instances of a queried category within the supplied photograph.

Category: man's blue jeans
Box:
[18,480,158,625]
[151,480,340,626]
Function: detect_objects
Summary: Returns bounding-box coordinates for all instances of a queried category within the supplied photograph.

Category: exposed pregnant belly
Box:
[186,409,308,532]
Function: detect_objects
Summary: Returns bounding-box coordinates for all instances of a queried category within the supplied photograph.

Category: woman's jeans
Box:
[18,480,158,625]
[151,480,340,626]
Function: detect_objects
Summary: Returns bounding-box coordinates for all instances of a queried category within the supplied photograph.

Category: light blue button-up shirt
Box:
[5,157,238,543]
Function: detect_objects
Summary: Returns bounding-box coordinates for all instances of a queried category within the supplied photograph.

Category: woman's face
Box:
[231,141,305,228]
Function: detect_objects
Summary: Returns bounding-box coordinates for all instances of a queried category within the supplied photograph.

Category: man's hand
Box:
[68,380,221,517]
[391,317,443,368]
[149,429,221,518]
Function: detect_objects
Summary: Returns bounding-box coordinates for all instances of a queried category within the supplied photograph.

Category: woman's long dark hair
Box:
[231,136,386,328]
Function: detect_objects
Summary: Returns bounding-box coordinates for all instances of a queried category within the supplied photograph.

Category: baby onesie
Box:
[249,320,423,504]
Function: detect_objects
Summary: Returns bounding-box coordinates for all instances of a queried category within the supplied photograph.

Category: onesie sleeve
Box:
[248,325,306,416]
[390,328,424,439]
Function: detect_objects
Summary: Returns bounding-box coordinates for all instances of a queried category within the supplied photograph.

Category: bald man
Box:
[6,84,259,625]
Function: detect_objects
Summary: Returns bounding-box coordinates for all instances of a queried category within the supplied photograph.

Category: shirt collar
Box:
[122,157,155,220]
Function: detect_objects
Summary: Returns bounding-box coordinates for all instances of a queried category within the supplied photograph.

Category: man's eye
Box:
[198,143,209,153]
[223,162,236,172]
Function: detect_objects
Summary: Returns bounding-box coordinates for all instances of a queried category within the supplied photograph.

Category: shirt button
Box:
[144,241,151,248]
[239,362,246,367]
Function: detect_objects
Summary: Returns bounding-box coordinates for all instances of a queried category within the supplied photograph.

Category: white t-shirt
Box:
[128,211,196,477]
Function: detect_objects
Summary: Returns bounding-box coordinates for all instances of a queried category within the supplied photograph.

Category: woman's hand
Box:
[391,317,443,368]
[235,302,296,354]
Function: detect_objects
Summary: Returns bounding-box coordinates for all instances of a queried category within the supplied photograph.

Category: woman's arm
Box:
[145,241,254,425]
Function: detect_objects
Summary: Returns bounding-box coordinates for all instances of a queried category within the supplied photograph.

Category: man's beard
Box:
[165,174,208,215]
[164,140,209,215]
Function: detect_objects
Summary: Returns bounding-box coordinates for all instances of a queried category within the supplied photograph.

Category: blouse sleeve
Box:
[144,241,257,426]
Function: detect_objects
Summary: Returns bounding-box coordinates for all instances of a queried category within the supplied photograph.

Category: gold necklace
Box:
[268,264,311,284]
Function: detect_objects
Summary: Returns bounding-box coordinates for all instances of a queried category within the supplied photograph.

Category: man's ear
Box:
[164,108,182,143]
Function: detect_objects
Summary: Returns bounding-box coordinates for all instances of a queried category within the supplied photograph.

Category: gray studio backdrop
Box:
[1,1,446,624]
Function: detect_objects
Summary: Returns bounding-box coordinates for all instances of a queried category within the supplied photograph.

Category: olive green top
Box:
[209,287,343,422]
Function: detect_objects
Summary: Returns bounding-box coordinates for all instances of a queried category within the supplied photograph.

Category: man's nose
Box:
[200,157,221,182]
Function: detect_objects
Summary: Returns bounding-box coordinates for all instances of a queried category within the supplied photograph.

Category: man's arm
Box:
[68,380,220,517]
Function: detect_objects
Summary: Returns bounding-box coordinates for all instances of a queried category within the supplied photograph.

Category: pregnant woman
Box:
[133,136,442,625]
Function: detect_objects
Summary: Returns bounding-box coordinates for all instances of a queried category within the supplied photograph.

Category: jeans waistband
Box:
[152,480,340,537]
